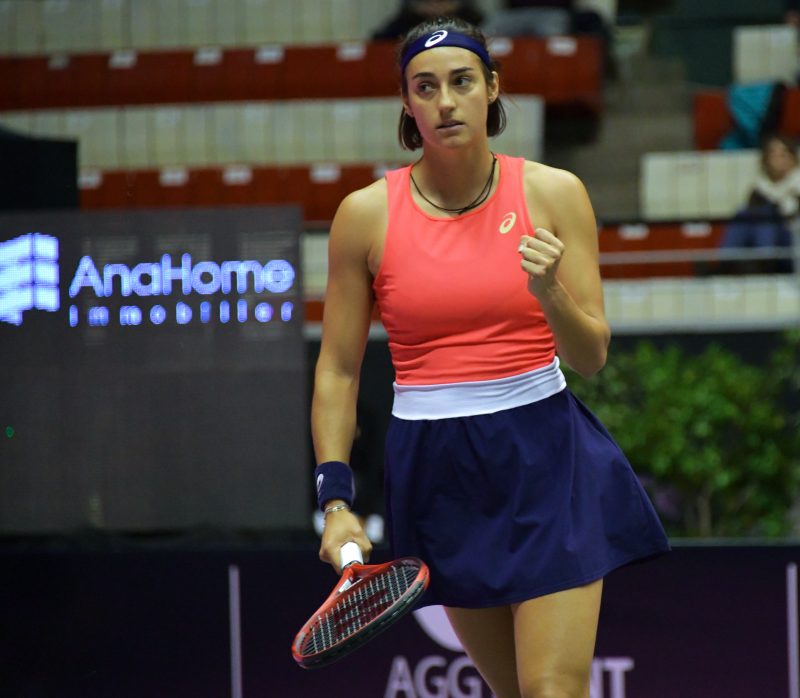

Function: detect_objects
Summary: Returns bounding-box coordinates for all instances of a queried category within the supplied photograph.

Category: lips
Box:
[437,120,463,129]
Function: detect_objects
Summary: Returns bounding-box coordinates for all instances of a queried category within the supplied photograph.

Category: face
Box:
[403,46,499,150]
[764,139,797,181]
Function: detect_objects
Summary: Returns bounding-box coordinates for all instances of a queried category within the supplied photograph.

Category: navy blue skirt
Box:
[384,388,670,609]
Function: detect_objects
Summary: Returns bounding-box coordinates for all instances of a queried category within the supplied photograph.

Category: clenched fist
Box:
[518,227,564,299]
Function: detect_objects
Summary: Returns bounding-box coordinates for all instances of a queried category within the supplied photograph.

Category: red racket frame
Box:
[292,554,430,669]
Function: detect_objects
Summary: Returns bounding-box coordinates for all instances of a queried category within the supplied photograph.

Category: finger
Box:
[521,242,561,263]
[533,229,564,254]
[521,231,562,252]
[360,538,373,563]
[521,259,548,276]
[534,227,560,244]
[521,249,558,268]
[322,545,346,574]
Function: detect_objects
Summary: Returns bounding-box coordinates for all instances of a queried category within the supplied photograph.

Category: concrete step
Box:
[627,55,686,84]
[540,50,696,221]
[594,112,694,151]
[586,178,641,220]
[605,80,692,115]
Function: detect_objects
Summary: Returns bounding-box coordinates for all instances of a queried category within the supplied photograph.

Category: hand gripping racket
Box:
[291,541,430,669]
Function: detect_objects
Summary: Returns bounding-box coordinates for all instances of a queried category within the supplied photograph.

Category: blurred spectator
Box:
[371,0,484,40]
[718,135,800,274]
[720,82,787,150]
[481,1,608,38]
[786,0,800,27]
[480,1,611,74]
[481,0,573,38]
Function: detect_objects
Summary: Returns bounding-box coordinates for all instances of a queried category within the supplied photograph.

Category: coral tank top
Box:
[373,153,556,386]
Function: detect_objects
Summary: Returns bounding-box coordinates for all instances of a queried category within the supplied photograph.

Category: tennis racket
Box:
[291,541,430,669]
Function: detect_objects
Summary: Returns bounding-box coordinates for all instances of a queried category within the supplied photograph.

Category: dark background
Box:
[0,207,310,534]
[1,542,797,698]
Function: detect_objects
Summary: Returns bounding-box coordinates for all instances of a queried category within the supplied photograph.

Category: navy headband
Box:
[400,29,492,75]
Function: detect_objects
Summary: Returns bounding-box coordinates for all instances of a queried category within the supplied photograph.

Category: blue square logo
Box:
[0,233,60,325]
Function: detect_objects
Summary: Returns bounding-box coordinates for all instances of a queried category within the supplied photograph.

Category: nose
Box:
[438,84,456,111]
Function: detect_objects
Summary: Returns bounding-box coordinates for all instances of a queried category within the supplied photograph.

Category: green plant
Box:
[566,334,800,538]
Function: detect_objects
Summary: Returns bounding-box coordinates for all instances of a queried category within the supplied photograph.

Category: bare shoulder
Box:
[521,160,595,238]
[522,160,587,201]
[333,178,388,232]
[329,178,388,269]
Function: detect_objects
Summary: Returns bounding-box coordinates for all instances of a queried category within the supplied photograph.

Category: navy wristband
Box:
[314,460,355,511]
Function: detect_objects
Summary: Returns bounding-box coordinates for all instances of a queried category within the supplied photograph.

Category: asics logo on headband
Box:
[425,30,448,48]
[401,30,492,73]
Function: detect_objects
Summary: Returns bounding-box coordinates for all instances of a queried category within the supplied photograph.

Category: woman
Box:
[312,17,669,698]
[719,134,799,274]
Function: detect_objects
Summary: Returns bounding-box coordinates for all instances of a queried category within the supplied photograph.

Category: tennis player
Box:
[311,17,669,698]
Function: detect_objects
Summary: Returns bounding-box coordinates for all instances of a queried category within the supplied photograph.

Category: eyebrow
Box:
[410,66,475,81]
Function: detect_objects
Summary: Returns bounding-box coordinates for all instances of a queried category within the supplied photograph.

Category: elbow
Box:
[571,350,607,379]
[566,330,610,379]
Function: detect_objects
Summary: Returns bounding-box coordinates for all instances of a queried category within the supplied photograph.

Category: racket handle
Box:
[340,541,363,568]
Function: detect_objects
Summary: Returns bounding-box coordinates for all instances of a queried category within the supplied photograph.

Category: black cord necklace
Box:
[410,154,497,215]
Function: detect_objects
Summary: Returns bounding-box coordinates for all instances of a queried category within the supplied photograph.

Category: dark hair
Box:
[397,17,507,151]
[761,134,798,161]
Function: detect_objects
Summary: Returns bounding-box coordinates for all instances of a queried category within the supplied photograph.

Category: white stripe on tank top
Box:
[391,357,567,420]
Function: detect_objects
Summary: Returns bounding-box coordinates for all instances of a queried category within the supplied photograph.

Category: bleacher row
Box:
[78,163,388,223]
[0,0,399,53]
[0,96,544,167]
[642,150,761,221]
[0,37,603,111]
[732,24,799,86]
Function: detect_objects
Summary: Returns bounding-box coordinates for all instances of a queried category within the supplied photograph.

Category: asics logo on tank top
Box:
[499,212,517,234]
[425,30,449,47]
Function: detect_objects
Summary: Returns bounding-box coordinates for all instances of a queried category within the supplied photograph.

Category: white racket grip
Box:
[340,541,363,568]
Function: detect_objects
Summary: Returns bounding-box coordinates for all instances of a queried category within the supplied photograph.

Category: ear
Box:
[488,71,500,103]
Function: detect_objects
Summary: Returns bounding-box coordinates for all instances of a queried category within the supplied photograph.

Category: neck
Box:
[412,147,497,212]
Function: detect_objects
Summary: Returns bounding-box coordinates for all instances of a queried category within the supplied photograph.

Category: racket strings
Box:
[304,562,421,656]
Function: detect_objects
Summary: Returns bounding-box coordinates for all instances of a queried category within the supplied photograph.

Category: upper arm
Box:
[317,185,385,378]
[527,165,607,325]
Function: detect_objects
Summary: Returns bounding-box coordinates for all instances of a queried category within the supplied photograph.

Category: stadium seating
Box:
[0,96,544,169]
[602,274,800,329]
[78,163,382,222]
[0,0,397,53]
[641,150,761,220]
[733,25,799,85]
[0,37,603,112]
[693,87,800,150]
[11,0,775,293]
[597,222,724,279]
